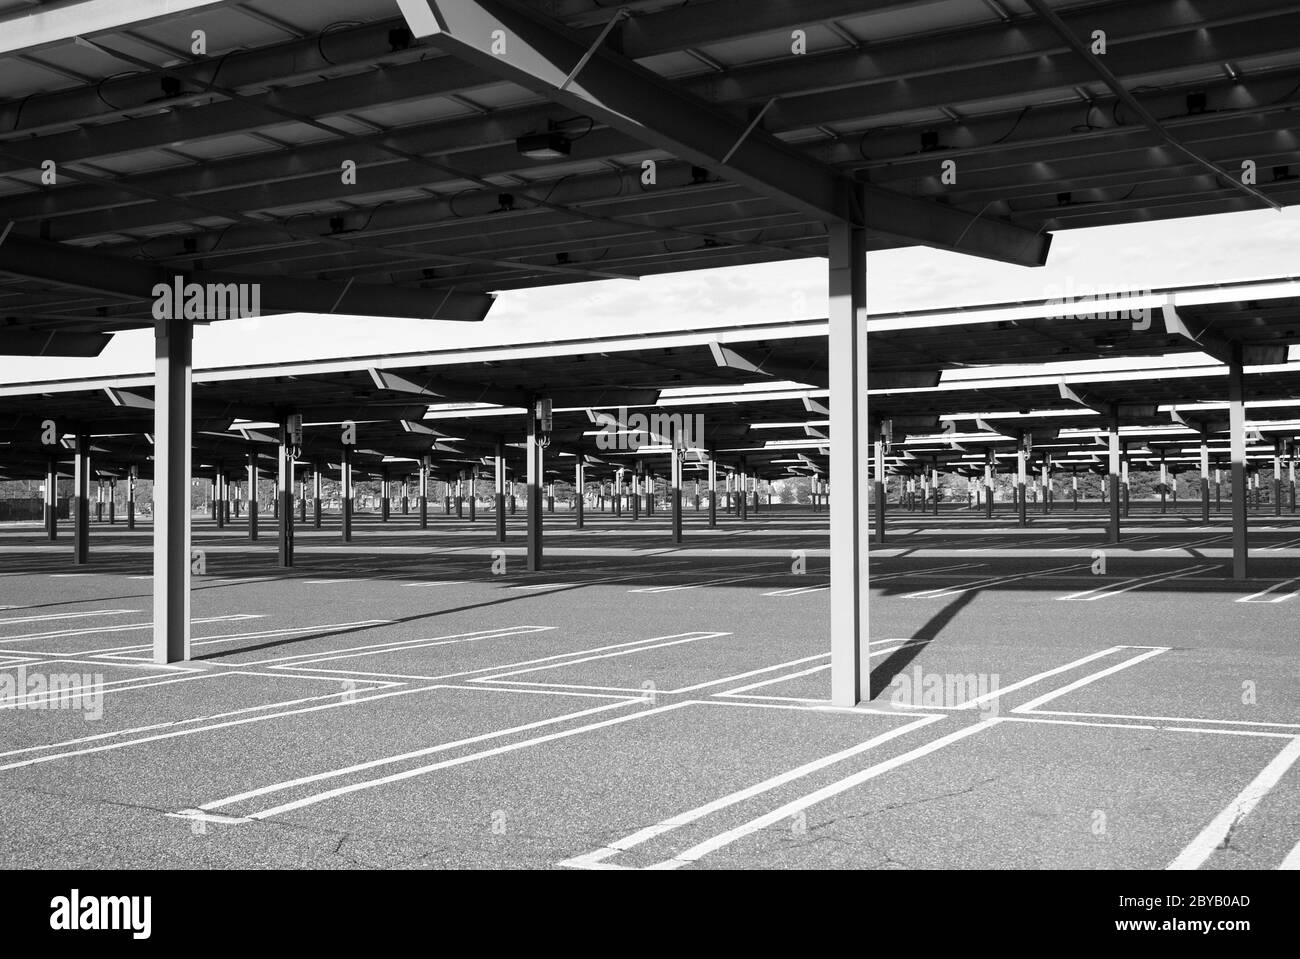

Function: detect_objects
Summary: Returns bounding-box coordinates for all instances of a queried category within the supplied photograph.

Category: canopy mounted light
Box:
[516,131,571,160]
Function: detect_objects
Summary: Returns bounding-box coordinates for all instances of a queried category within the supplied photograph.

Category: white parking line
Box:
[1168,736,1300,870]
[193,697,643,815]
[236,700,695,821]
[1012,647,1170,713]
[1019,708,1300,729]
[1056,564,1216,601]
[868,563,987,582]
[904,564,1088,599]
[0,682,447,771]
[471,632,730,683]
[761,584,828,597]
[1,614,263,644]
[629,572,782,593]
[641,719,1004,869]
[273,631,706,682]
[1237,577,1300,603]
[247,626,556,669]
[98,620,394,658]
[1169,534,1231,550]
[1279,838,1300,870]
[559,713,945,870]
[0,609,138,627]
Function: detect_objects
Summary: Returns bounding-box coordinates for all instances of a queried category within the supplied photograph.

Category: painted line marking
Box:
[903,564,1088,599]
[247,626,556,668]
[1168,736,1300,870]
[718,662,831,696]
[1012,648,1170,714]
[0,683,452,771]
[0,609,138,627]
[1023,709,1300,729]
[195,697,643,814]
[1237,577,1300,603]
[559,713,945,870]
[1279,839,1300,870]
[470,632,730,683]
[95,620,394,658]
[236,701,695,821]
[762,584,828,597]
[629,572,782,593]
[1,614,263,644]
[1056,564,1216,601]
[641,719,1004,869]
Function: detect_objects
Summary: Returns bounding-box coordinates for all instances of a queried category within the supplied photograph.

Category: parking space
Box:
[0,506,1296,870]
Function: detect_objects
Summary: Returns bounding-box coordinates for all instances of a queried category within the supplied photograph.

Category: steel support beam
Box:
[527,410,543,572]
[247,449,259,540]
[0,234,495,322]
[278,424,295,567]
[72,433,90,564]
[495,444,507,543]
[153,317,192,663]
[828,216,869,707]
[1017,445,1028,527]
[420,456,431,530]
[45,457,58,541]
[1229,344,1249,579]
[400,0,1051,266]
[670,451,682,545]
[126,468,136,529]
[575,462,585,530]
[1108,410,1121,544]
[341,448,353,543]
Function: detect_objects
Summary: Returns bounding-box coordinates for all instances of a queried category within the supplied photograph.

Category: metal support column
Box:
[1229,343,1249,579]
[1107,409,1121,544]
[45,457,58,540]
[575,461,585,530]
[494,443,506,543]
[341,447,353,543]
[153,317,192,663]
[985,449,994,520]
[707,459,717,527]
[828,215,869,708]
[1274,441,1283,518]
[874,438,886,543]
[527,408,543,572]
[73,432,90,564]
[670,450,682,545]
[127,467,136,529]
[420,456,430,529]
[312,464,322,529]
[1016,443,1028,527]
[277,424,295,567]
[248,449,259,540]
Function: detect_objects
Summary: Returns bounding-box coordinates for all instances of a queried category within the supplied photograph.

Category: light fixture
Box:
[516,131,571,160]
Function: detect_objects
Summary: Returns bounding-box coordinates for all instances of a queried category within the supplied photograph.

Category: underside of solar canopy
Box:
[2,0,1300,706]
[1,0,1298,337]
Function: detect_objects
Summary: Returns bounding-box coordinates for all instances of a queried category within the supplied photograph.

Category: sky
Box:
[5,205,1299,384]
